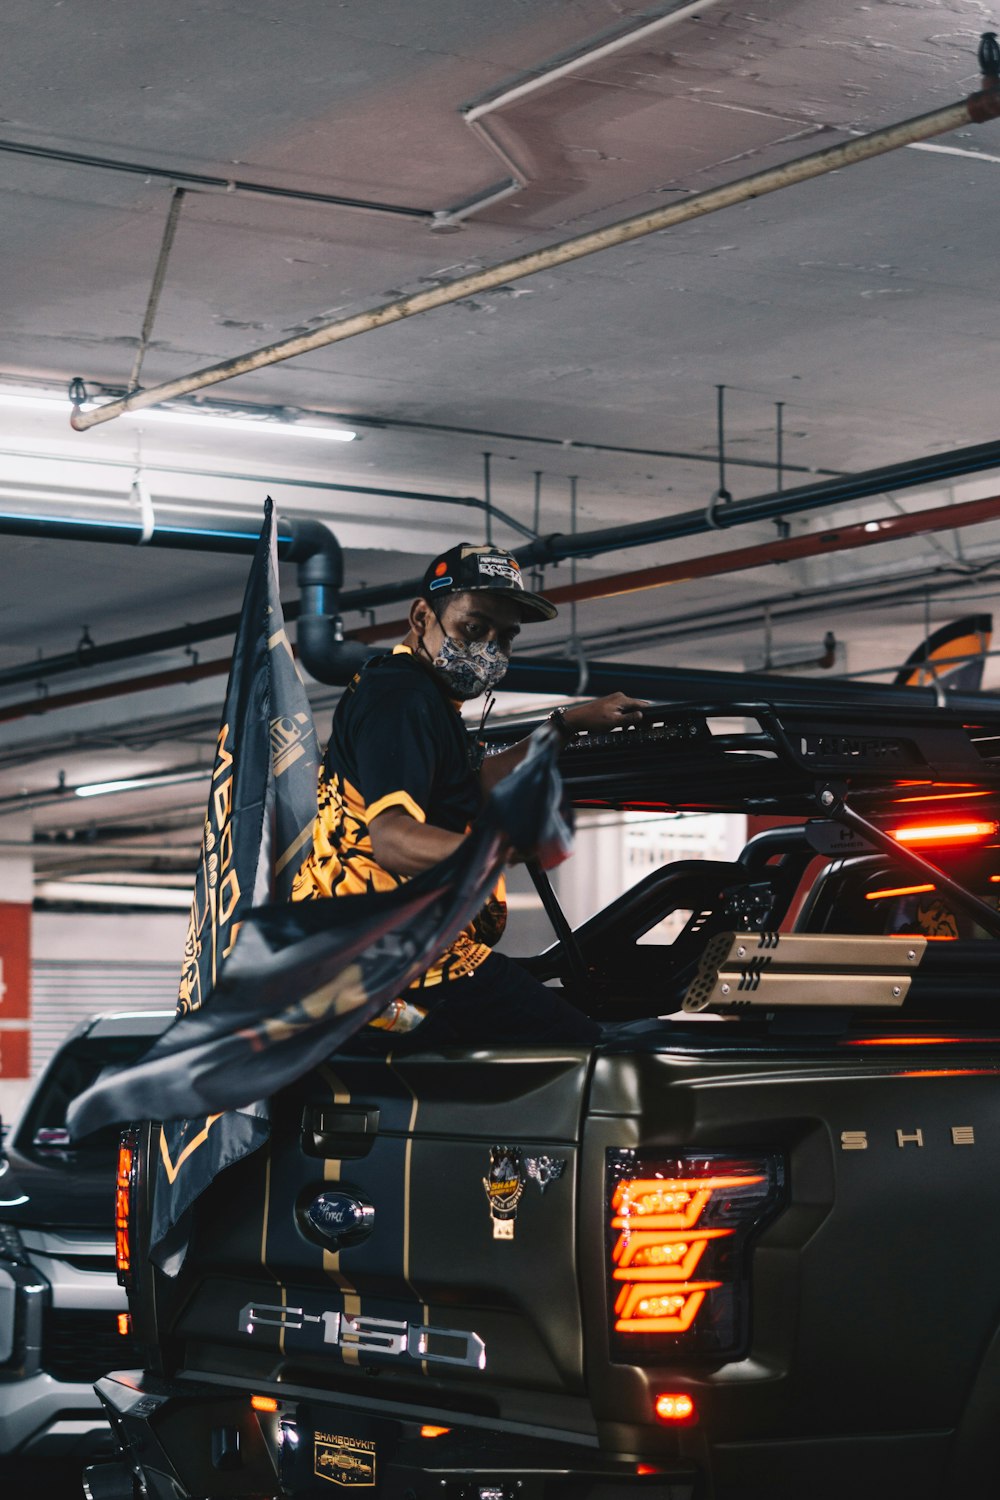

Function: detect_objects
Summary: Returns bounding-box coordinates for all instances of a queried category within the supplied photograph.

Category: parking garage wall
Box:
[0,909,186,1129]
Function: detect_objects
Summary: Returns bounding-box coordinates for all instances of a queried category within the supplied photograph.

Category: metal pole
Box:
[127,188,185,394]
[71,78,1000,433]
[483,452,493,545]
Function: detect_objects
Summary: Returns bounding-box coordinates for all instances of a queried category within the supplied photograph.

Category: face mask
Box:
[430,634,510,699]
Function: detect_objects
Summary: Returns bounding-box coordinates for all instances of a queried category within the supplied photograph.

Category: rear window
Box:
[800,852,1000,942]
[14,1031,162,1159]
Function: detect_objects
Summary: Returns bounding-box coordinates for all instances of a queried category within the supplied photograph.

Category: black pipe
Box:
[497,656,1000,715]
[286,521,374,684]
[328,433,1000,609]
[0,137,434,221]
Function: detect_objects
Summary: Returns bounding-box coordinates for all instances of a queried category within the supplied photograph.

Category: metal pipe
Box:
[500,658,1000,712]
[309,417,842,477]
[71,73,1000,432]
[340,490,1000,645]
[536,491,1000,608]
[6,430,1000,694]
[529,557,1000,662]
[0,137,434,222]
[463,0,723,124]
[127,188,186,393]
[0,473,537,554]
[507,436,1000,569]
[6,649,999,730]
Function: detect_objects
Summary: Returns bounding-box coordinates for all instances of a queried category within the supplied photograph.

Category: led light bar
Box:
[865,883,936,901]
[888,820,999,847]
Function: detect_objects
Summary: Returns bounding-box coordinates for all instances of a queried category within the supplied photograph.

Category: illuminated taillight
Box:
[888,820,998,848]
[655,1393,696,1423]
[117,1313,131,1337]
[115,1131,137,1289]
[251,1395,279,1413]
[606,1152,784,1362]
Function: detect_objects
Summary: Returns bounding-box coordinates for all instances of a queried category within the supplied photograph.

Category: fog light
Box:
[655,1392,695,1422]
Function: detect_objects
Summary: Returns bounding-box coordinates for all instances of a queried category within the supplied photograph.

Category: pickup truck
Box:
[89,697,1000,1500]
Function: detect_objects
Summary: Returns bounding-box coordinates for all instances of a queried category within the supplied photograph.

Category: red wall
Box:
[0,902,31,1077]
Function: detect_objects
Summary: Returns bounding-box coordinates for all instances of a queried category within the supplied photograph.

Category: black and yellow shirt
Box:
[292,646,506,988]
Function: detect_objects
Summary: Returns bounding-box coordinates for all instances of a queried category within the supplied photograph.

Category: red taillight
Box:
[606,1152,783,1363]
[115,1133,136,1288]
[655,1392,696,1423]
[887,820,998,848]
[117,1313,131,1337]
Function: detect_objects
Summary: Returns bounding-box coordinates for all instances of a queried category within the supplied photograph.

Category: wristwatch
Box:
[548,707,575,741]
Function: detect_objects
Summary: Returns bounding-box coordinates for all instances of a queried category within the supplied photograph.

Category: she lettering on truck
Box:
[291,541,644,1046]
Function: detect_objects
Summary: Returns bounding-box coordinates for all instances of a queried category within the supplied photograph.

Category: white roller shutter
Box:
[30,960,178,1076]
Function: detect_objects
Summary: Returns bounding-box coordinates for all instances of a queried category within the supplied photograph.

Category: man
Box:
[292,541,644,1045]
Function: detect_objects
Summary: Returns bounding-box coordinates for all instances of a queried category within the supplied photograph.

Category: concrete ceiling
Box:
[3,0,1000,889]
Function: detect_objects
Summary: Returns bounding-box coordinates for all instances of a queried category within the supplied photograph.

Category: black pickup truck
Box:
[90,697,1000,1500]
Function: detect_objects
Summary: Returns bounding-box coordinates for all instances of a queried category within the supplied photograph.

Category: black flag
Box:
[143,498,320,1266]
[67,725,570,1133]
[178,497,319,1009]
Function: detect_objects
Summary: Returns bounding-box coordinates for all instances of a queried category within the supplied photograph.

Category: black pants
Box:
[395,951,599,1051]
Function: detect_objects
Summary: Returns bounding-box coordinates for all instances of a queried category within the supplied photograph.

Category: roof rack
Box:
[540,697,1000,813]
[502,695,1000,945]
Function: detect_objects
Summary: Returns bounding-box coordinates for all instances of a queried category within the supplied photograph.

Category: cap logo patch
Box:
[434,561,449,576]
[429,575,453,590]
[477,557,522,587]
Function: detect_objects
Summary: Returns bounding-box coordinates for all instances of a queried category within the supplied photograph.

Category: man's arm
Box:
[478,691,646,792]
[369,807,465,876]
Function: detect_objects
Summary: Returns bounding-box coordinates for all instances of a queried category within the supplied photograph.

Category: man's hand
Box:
[478,691,646,794]
[563,692,646,734]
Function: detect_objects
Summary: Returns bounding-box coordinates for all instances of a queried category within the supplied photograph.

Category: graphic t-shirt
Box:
[292,647,506,989]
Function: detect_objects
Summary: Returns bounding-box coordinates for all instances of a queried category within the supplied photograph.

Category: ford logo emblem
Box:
[304,1190,374,1249]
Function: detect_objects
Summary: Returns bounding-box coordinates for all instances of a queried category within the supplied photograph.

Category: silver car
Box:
[0,1011,172,1461]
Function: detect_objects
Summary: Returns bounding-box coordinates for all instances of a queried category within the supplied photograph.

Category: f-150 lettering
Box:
[238,1301,486,1368]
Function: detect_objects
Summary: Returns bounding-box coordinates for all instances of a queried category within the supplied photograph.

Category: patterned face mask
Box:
[431,634,510,699]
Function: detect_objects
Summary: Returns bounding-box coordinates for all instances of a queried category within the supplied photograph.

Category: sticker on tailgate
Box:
[315,1430,376,1487]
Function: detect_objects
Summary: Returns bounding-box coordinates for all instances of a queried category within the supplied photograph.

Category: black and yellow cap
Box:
[422,543,557,623]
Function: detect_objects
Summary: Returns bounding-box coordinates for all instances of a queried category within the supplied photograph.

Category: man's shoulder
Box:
[351,652,452,717]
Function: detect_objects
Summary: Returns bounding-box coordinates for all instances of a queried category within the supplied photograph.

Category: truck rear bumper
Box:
[95,1369,697,1499]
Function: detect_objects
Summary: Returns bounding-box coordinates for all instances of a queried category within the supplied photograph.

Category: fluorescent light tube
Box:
[0,390,356,440]
[74,769,207,798]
